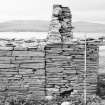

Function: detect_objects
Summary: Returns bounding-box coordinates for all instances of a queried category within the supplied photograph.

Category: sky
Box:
[0,0,105,23]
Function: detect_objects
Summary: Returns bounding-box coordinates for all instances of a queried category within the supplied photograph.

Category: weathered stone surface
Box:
[20,63,44,69]
[47,5,73,43]
[14,47,28,51]
[0,4,99,99]
[45,43,98,96]
[0,69,18,72]
[13,59,44,64]
[12,51,44,57]
[0,51,12,56]
[0,64,17,68]
[0,57,15,61]
[19,69,33,74]
[0,46,13,50]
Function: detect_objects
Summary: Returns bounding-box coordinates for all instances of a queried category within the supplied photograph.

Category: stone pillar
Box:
[59,6,73,43]
[47,5,73,43]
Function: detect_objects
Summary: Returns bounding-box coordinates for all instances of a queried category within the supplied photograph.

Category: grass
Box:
[0,94,105,105]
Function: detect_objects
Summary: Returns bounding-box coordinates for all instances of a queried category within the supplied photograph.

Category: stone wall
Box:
[0,40,98,98]
[47,5,73,43]
[86,42,99,95]
[0,39,46,98]
[45,42,98,96]
[0,4,99,99]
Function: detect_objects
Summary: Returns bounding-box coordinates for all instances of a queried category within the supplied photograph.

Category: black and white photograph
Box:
[0,0,105,104]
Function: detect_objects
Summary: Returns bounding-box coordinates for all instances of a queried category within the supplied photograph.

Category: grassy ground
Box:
[0,94,105,105]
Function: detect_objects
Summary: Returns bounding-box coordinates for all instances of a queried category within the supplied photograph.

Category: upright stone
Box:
[59,6,73,43]
[47,5,73,43]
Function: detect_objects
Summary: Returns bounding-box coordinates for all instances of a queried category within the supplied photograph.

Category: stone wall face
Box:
[0,41,98,98]
[0,40,46,98]
[47,5,73,43]
[0,4,99,99]
[86,43,99,95]
[45,43,85,96]
[45,43,98,96]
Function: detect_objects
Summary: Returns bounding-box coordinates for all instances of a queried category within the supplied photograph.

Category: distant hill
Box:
[72,21,105,33]
[0,20,105,33]
[0,20,49,32]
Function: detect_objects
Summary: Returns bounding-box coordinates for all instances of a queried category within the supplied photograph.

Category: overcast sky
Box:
[0,0,105,23]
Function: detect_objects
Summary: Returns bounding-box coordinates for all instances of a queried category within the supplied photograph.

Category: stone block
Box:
[12,51,44,57]
[0,68,18,72]
[20,63,44,69]
[13,59,44,64]
[19,69,33,74]
[0,56,15,61]
[0,51,12,56]
[0,46,13,51]
[15,56,32,60]
[0,64,17,69]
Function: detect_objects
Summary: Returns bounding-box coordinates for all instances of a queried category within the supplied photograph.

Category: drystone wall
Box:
[45,43,85,96]
[47,4,73,43]
[0,4,99,99]
[0,39,46,98]
[45,42,99,96]
[0,40,98,98]
[86,43,99,95]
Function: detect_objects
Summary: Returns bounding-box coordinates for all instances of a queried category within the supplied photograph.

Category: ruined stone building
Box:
[46,5,98,96]
[0,4,99,99]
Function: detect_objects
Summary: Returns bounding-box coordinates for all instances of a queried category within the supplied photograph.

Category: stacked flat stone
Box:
[46,4,99,97]
[45,42,98,96]
[86,42,99,95]
[47,5,73,43]
[0,39,46,98]
[45,43,84,95]
[0,40,99,98]
[0,4,99,100]
[59,6,73,42]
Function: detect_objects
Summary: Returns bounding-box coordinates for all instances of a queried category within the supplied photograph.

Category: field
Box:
[0,32,104,40]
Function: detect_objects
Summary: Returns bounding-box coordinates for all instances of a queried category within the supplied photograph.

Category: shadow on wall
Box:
[97,74,105,98]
